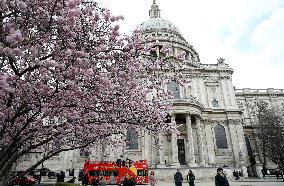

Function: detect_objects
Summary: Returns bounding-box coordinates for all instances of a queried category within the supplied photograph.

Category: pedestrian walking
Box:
[261,168,267,179]
[122,175,136,186]
[186,170,195,186]
[82,173,88,185]
[109,173,116,184]
[99,176,107,186]
[91,177,99,186]
[149,171,157,186]
[275,168,280,180]
[215,168,230,186]
[233,170,239,180]
[174,169,183,186]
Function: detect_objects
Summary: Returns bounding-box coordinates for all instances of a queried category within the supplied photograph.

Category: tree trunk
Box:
[262,140,267,170]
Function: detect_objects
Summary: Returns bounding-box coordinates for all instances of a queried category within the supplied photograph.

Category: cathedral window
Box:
[245,137,256,165]
[245,137,253,156]
[167,81,180,99]
[185,52,189,60]
[214,125,228,149]
[158,45,166,58]
[51,140,61,156]
[212,98,219,107]
[126,129,139,150]
[80,148,90,157]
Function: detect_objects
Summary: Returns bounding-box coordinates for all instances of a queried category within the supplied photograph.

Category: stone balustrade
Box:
[235,88,284,94]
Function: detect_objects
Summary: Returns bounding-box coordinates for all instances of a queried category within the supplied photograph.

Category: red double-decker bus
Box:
[83,159,149,185]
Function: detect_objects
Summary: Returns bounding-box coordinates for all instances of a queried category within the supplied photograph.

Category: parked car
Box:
[14,173,38,185]
[48,171,58,179]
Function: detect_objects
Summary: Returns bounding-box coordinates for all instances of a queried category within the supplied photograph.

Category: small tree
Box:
[255,100,284,177]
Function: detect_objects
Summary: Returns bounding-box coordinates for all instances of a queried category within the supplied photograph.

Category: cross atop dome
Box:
[149,0,160,18]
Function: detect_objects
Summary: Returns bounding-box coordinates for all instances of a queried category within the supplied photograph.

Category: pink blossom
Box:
[94,12,100,21]
[104,9,110,22]
[12,48,23,56]
[68,0,81,9]
[113,25,120,31]
[6,30,23,45]
[0,0,175,179]
[86,68,94,77]
[177,51,186,61]
[110,16,116,22]
[17,1,27,11]
[45,60,57,67]
[160,45,172,54]
[68,8,81,18]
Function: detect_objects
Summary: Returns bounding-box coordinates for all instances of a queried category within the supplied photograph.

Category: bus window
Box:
[137,170,148,176]
[104,171,111,176]
[89,170,100,176]
[112,171,119,176]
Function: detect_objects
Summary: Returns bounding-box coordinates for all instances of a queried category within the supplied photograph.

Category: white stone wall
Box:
[235,88,284,172]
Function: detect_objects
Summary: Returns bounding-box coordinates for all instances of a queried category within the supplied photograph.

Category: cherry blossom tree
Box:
[0,0,175,183]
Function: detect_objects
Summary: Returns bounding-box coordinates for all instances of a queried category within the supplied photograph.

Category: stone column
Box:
[157,133,166,168]
[186,113,197,167]
[236,123,248,178]
[204,121,215,165]
[143,131,151,161]
[196,117,206,166]
[151,136,157,168]
[171,114,180,167]
[228,121,241,167]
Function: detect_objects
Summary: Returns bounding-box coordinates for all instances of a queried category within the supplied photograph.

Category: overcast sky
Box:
[96,0,284,89]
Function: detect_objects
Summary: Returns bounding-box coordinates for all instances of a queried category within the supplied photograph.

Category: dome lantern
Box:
[149,0,161,18]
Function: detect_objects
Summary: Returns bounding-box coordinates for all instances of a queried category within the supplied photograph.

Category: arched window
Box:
[126,129,138,150]
[245,137,256,165]
[245,137,253,156]
[168,81,180,99]
[214,125,228,149]
[80,147,90,157]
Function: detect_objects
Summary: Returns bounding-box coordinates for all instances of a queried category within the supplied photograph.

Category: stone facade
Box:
[235,88,284,177]
[17,1,284,180]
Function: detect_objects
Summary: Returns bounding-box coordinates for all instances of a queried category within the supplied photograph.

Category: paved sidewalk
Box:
[155,180,284,186]
[39,178,284,186]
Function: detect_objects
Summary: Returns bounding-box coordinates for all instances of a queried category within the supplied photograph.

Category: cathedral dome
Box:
[136,0,200,64]
[137,18,183,37]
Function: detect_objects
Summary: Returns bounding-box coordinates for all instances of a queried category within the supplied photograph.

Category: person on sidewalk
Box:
[186,170,195,186]
[261,168,267,179]
[174,169,183,186]
[91,177,99,186]
[215,168,230,186]
[275,168,280,180]
[122,174,136,186]
[233,170,240,180]
[99,176,107,186]
[149,171,157,186]
[82,173,89,185]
